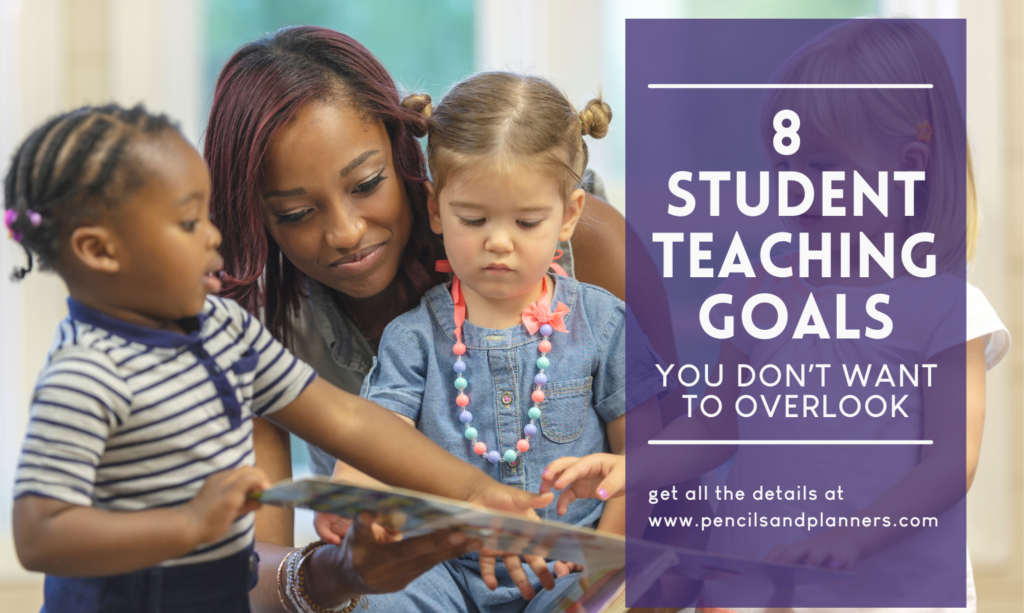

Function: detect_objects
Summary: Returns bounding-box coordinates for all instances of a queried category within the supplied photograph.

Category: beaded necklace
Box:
[436,260,569,466]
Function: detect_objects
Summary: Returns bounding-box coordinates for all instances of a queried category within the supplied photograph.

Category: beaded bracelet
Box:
[284,546,311,613]
[277,549,301,613]
[285,541,361,613]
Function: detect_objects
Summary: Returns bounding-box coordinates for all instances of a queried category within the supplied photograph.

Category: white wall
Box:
[957,0,1014,569]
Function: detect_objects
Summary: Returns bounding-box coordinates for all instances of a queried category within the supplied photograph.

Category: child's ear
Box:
[69,226,121,274]
[558,188,587,242]
[425,180,443,235]
[898,141,930,173]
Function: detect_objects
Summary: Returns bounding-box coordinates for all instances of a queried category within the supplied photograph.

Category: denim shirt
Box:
[360,275,662,528]
[293,242,577,479]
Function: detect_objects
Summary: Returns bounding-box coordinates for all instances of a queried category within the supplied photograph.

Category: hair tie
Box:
[4,209,21,241]
[27,210,42,227]
[916,119,933,143]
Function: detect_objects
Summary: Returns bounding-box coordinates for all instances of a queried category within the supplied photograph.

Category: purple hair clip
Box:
[4,209,39,242]
[4,209,21,241]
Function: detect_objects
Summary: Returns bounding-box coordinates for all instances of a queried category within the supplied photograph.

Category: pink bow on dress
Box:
[521,276,569,335]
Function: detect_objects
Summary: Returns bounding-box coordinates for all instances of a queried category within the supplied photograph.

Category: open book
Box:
[257,477,849,611]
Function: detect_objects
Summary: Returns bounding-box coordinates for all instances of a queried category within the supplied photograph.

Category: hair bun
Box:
[401,93,433,138]
[579,98,612,139]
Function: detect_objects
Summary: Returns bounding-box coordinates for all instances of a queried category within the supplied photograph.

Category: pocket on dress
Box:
[540,376,593,443]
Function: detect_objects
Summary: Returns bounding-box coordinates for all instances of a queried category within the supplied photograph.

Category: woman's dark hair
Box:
[3,103,174,280]
[204,26,445,347]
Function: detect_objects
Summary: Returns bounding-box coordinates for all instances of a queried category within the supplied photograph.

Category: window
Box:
[203,0,475,123]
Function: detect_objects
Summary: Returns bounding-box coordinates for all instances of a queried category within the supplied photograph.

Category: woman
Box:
[206,27,689,612]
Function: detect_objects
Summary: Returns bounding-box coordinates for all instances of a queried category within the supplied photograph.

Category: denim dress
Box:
[297,243,578,479]
[353,275,667,613]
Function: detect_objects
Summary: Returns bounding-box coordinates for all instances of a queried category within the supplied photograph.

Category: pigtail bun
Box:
[401,93,433,138]
[579,98,612,139]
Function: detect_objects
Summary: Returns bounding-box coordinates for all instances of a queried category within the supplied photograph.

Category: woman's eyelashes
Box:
[275,209,311,225]
[353,169,386,195]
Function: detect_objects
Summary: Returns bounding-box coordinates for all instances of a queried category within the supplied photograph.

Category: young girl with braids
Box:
[312,72,669,612]
[5,103,561,612]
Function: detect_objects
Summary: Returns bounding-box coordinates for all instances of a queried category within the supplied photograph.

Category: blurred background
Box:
[0,0,1019,610]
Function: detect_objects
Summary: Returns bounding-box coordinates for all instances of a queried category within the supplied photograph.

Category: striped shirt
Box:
[14,295,316,566]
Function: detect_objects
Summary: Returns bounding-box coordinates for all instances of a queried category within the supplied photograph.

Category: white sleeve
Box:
[15,348,132,506]
[966,283,1010,371]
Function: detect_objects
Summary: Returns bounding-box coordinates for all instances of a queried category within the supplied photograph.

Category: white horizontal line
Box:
[649,440,933,445]
[648,83,933,89]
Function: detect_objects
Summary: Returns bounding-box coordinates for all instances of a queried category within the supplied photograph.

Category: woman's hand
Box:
[305,511,482,608]
[763,527,860,570]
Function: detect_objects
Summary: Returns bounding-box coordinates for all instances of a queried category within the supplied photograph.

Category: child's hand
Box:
[182,466,269,545]
[314,511,397,546]
[313,511,354,545]
[464,481,557,598]
[554,560,585,577]
[540,453,624,516]
[764,527,859,570]
[467,480,555,515]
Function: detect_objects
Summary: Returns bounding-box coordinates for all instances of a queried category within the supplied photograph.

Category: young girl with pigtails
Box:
[4,103,559,613]
[312,72,669,612]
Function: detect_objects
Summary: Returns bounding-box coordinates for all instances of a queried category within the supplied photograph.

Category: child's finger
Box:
[503,554,536,600]
[227,466,272,495]
[313,512,343,545]
[508,488,555,512]
[350,511,380,543]
[237,498,262,516]
[554,560,584,577]
[596,462,625,500]
[541,457,579,481]
[371,521,399,543]
[478,550,499,590]
[552,462,588,491]
[553,455,612,490]
[524,554,555,591]
[557,489,578,516]
[333,516,355,538]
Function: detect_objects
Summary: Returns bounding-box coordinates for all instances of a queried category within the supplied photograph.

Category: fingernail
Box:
[830,560,842,569]
[598,489,608,500]
[449,532,466,545]
[542,470,549,476]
